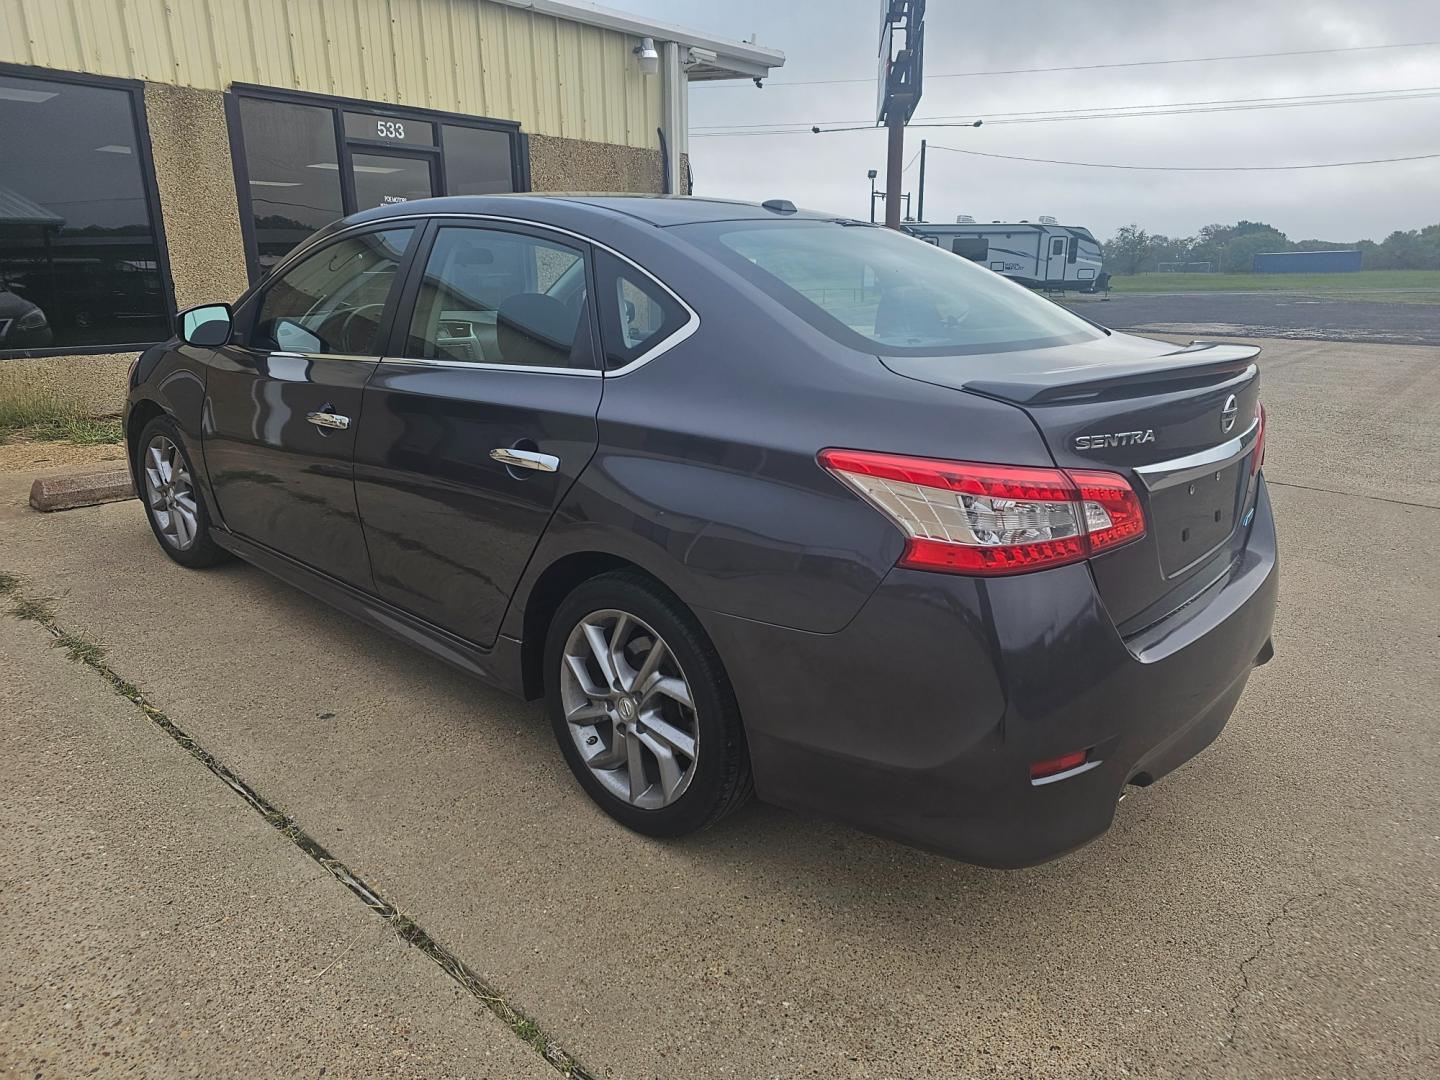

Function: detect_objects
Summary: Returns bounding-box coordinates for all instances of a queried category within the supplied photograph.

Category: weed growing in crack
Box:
[10,593,56,622]
[52,630,107,665]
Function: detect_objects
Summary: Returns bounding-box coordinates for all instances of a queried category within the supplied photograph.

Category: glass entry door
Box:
[351,150,436,211]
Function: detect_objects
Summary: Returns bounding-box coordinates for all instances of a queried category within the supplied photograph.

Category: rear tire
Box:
[544,570,752,837]
[136,415,229,569]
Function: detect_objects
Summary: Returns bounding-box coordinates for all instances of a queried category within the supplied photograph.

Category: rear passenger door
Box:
[352,221,603,646]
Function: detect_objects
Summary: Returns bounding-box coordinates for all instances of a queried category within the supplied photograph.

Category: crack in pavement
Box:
[0,571,600,1080]
[1263,479,1439,512]
[1217,888,1329,1059]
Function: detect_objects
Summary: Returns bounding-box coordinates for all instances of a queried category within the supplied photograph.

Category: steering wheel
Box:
[336,303,386,353]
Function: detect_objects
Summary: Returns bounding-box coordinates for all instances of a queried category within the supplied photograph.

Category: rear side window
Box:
[688,220,1101,356]
[594,250,688,370]
[403,226,590,369]
[254,228,414,354]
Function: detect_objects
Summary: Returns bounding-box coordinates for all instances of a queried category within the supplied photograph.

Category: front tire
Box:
[136,415,229,568]
[545,570,752,837]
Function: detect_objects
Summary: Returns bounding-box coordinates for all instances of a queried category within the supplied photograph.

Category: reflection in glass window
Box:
[237,98,345,273]
[406,228,586,368]
[254,229,414,355]
[0,72,168,353]
[594,252,686,370]
[442,125,516,196]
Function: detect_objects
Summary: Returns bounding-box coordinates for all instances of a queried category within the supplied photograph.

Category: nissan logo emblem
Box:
[1220,394,1239,434]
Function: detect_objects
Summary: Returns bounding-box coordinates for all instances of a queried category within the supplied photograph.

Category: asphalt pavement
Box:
[1,337,1437,1079]
[1067,291,1440,346]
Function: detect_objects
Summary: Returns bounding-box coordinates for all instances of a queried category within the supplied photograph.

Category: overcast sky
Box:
[606,0,1440,242]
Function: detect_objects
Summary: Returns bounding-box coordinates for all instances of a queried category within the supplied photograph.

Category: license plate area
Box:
[1151,462,1245,576]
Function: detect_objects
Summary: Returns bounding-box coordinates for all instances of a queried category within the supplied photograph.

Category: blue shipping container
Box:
[1253,250,1363,273]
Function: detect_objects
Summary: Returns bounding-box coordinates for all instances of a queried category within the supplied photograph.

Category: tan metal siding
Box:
[0,0,661,147]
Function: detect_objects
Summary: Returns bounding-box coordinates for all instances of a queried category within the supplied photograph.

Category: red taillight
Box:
[818,449,1146,576]
[1251,403,1266,475]
[1030,750,1088,780]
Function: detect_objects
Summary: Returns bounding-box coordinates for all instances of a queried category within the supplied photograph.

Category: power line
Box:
[923,144,1440,171]
[693,39,1440,89]
[900,147,922,174]
[690,87,1440,137]
[691,85,1440,131]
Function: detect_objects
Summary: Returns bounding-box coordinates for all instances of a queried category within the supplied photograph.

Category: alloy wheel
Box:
[559,608,700,809]
[142,434,199,550]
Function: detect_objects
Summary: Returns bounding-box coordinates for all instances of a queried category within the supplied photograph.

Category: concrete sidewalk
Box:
[0,613,553,1079]
[1,337,1437,1079]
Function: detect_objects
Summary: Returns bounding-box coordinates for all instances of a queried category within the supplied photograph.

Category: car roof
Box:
[342,193,839,230]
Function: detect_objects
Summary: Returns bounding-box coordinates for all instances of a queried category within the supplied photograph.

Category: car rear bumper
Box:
[699,479,1279,868]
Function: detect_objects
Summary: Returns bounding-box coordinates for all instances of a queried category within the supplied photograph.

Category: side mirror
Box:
[179,303,233,347]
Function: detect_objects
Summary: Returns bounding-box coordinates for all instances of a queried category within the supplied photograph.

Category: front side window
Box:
[689,221,1102,356]
[253,228,414,354]
[0,71,168,354]
[404,227,589,368]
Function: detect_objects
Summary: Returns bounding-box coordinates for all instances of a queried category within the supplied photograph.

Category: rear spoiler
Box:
[964,341,1261,405]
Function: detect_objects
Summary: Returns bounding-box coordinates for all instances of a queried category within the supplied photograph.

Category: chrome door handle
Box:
[490,447,559,473]
[306,410,350,431]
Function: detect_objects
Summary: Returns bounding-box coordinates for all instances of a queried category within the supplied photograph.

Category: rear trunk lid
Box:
[881,332,1264,633]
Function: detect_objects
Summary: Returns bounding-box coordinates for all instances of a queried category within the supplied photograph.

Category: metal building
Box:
[0,0,782,410]
[1252,250,1363,273]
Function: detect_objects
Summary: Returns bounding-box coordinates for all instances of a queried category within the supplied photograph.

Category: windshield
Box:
[686,220,1103,356]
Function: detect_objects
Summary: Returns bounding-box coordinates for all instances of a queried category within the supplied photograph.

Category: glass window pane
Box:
[343,111,434,146]
[351,153,435,211]
[405,228,586,368]
[237,98,344,274]
[695,221,1102,355]
[254,228,413,355]
[0,72,168,352]
[442,126,515,196]
[595,251,685,370]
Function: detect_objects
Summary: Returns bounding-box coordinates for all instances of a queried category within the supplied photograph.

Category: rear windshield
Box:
[686,220,1103,356]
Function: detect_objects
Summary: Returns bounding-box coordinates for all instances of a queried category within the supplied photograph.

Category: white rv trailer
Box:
[906,216,1108,292]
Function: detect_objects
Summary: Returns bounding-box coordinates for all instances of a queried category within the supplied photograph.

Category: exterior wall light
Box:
[635,37,660,75]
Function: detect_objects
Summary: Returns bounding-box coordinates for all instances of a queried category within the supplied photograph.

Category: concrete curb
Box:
[29,466,136,512]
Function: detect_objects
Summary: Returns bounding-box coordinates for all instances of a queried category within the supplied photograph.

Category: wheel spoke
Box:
[607,613,633,688]
[638,709,696,760]
[631,638,667,695]
[625,733,649,802]
[564,652,606,699]
[173,505,194,547]
[583,620,622,692]
[642,675,693,712]
[565,699,608,725]
[639,731,684,799]
[589,738,628,770]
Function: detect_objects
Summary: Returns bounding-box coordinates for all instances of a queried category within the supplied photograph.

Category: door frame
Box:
[226,84,531,284]
[342,142,442,214]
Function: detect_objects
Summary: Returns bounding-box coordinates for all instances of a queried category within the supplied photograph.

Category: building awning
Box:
[0,186,65,229]
[489,0,785,81]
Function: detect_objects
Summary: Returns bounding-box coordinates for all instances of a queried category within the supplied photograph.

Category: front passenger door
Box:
[353,222,602,646]
[202,226,416,588]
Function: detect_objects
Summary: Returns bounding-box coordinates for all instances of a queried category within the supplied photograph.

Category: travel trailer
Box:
[907,216,1108,292]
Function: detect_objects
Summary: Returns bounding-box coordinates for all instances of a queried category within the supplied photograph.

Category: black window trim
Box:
[240,221,423,360]
[227,84,532,286]
[0,61,178,360]
[383,217,603,376]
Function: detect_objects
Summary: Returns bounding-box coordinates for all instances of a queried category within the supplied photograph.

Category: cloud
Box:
[608,0,1440,240]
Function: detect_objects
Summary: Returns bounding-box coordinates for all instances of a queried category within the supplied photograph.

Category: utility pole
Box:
[917,139,927,223]
[884,113,904,230]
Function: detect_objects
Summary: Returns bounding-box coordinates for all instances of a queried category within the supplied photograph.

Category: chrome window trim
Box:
[378,356,601,377]
[1133,415,1260,492]
[268,211,701,378]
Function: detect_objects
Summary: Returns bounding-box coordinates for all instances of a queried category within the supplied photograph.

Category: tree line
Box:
[1103,220,1440,274]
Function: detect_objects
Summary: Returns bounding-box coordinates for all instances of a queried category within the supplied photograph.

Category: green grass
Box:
[0,396,123,444]
[1110,270,1440,303]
